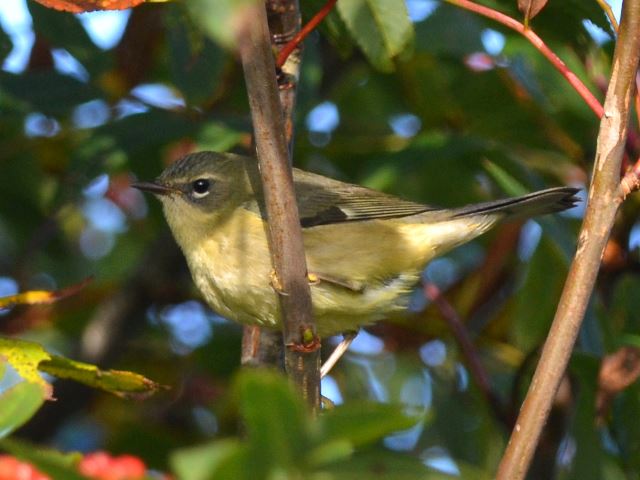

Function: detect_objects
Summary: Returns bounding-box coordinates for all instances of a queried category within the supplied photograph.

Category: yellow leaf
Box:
[0,278,92,309]
[0,338,52,399]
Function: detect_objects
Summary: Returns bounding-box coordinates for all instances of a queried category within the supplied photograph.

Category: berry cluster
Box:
[0,452,150,480]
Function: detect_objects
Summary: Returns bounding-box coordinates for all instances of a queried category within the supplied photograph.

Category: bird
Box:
[132,151,579,338]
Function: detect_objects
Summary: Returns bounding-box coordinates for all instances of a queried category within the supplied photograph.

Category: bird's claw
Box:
[269,270,289,296]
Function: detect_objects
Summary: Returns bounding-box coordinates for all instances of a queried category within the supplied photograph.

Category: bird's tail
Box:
[450,186,580,220]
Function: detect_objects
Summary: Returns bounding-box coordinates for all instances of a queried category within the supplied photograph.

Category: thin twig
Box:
[596,0,619,32]
[445,0,604,118]
[423,282,506,422]
[236,2,321,409]
[497,0,640,477]
[276,0,337,68]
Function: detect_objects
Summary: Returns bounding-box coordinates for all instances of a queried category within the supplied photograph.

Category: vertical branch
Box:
[267,0,302,149]
[497,1,640,478]
[236,2,321,408]
[240,0,302,375]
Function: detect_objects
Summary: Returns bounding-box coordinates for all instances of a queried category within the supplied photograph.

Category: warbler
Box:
[132,151,578,337]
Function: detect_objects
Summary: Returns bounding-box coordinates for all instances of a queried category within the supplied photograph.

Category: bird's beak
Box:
[131,181,177,196]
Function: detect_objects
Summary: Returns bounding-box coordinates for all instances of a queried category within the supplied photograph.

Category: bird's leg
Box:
[321,331,358,378]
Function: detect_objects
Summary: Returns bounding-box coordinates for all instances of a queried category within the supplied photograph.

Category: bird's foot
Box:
[269,270,324,293]
[269,269,289,296]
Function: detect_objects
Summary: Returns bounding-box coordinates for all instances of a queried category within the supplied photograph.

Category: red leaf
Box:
[33,0,145,13]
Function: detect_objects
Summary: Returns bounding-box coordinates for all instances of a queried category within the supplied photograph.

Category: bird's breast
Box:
[185,209,278,327]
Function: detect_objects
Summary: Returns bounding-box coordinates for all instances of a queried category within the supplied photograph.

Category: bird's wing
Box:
[292,169,434,228]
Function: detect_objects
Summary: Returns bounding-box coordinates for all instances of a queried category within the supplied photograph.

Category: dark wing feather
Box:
[292,169,433,228]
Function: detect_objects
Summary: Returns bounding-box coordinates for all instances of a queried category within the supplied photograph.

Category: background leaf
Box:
[336,0,414,72]
[0,382,46,439]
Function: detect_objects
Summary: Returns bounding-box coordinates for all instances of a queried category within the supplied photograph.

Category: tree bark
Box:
[497,1,640,477]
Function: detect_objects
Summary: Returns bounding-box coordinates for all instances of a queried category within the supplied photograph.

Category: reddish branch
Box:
[445,0,604,118]
[276,0,337,68]
[424,282,505,421]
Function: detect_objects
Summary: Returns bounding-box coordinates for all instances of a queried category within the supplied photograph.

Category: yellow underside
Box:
[168,206,497,336]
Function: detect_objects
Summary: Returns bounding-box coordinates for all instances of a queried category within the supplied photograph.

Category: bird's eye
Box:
[191,179,211,198]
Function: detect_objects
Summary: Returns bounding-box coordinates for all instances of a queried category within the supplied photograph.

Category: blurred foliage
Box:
[0,0,639,478]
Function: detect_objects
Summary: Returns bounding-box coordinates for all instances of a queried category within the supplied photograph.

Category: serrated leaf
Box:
[39,355,164,398]
[337,0,414,72]
[0,382,46,438]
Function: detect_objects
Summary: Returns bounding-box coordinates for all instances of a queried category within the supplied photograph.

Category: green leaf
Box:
[415,3,484,57]
[187,0,260,49]
[0,438,84,480]
[0,23,12,63]
[304,0,354,57]
[512,237,569,351]
[170,439,243,480]
[0,71,100,115]
[165,7,229,106]
[566,353,603,480]
[235,369,310,474]
[318,449,437,479]
[0,382,46,439]
[196,123,245,153]
[337,0,414,72]
[0,337,162,399]
[318,402,420,451]
[39,354,164,398]
[28,1,102,69]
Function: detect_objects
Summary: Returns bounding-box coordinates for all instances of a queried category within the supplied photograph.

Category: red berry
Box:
[79,452,146,480]
[0,455,50,480]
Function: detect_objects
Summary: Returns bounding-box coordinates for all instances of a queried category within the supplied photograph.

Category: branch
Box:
[595,0,619,32]
[445,0,604,118]
[497,0,640,477]
[236,2,321,408]
[240,0,303,374]
[423,282,506,423]
[275,0,337,68]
